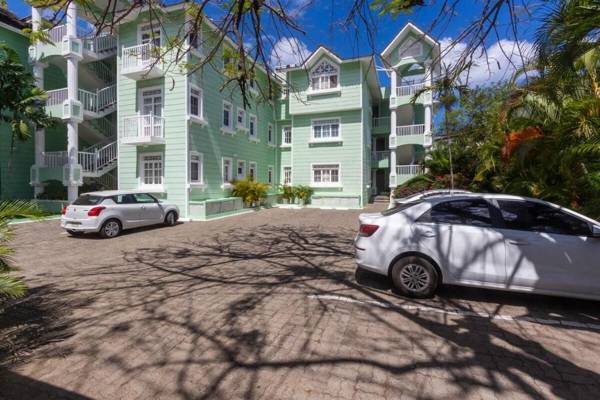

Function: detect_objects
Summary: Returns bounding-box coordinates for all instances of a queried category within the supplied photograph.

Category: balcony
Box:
[389,124,433,148]
[371,116,390,134]
[371,151,389,168]
[45,85,116,119]
[121,43,164,80]
[390,164,424,186]
[29,24,116,62]
[121,114,165,145]
[390,82,432,107]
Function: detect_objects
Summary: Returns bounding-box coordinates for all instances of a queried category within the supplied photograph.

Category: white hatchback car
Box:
[61,190,180,238]
[355,194,600,300]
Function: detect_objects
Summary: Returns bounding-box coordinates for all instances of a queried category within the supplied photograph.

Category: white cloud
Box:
[285,0,312,18]
[440,37,534,85]
[269,37,311,67]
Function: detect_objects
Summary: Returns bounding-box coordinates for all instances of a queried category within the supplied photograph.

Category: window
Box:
[237,108,246,129]
[267,123,274,145]
[114,194,137,204]
[140,24,161,47]
[398,38,422,58]
[141,88,162,116]
[73,195,104,205]
[249,114,257,139]
[140,153,163,187]
[310,60,339,91]
[283,166,292,185]
[418,199,493,228]
[497,200,591,236]
[249,162,257,181]
[282,126,292,146]
[133,193,157,203]
[312,164,340,186]
[281,86,289,99]
[188,24,202,52]
[189,86,203,119]
[189,152,203,184]
[222,157,233,183]
[222,101,233,130]
[267,166,274,184]
[237,160,246,180]
[312,119,340,141]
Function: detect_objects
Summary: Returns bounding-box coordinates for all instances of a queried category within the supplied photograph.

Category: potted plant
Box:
[294,185,314,206]
[233,178,269,208]
[280,185,295,204]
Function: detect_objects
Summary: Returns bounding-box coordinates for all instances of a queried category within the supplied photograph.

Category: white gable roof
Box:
[380,22,439,60]
[303,46,343,69]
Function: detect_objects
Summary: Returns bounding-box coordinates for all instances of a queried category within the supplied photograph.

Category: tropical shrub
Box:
[0,201,42,299]
[231,177,269,207]
[294,185,314,204]
[280,185,296,203]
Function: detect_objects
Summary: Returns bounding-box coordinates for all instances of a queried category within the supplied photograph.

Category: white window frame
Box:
[267,123,274,146]
[221,100,234,133]
[311,163,342,187]
[139,152,164,190]
[236,107,247,130]
[237,160,246,180]
[222,157,233,185]
[282,166,292,186]
[138,86,163,116]
[309,60,340,92]
[188,85,204,121]
[281,126,292,147]
[248,161,257,181]
[187,22,202,56]
[267,165,274,185]
[310,118,342,143]
[399,38,423,59]
[138,23,162,47]
[248,114,258,141]
[189,151,204,185]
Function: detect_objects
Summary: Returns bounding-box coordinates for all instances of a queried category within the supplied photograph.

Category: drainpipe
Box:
[66,2,80,202]
[389,68,398,207]
[32,7,45,198]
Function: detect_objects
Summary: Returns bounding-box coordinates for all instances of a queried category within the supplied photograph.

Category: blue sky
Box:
[7,0,544,84]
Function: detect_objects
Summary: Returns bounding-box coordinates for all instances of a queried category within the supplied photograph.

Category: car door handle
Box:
[508,240,529,245]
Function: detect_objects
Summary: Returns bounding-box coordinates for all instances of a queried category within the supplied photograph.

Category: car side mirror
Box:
[592,225,600,238]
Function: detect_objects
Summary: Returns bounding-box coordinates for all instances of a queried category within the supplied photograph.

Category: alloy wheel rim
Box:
[105,221,119,237]
[168,213,174,224]
[399,264,430,292]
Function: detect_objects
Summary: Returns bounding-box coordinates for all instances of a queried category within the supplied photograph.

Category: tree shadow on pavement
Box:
[3,223,600,399]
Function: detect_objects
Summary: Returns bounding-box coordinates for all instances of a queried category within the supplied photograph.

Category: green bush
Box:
[294,185,314,204]
[36,180,66,200]
[280,185,296,203]
[232,177,269,207]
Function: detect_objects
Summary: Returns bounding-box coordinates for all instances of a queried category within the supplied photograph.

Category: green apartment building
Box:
[1,2,439,219]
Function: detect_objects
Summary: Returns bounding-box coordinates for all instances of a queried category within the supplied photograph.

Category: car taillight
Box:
[87,206,105,217]
[359,224,379,237]
[61,206,67,215]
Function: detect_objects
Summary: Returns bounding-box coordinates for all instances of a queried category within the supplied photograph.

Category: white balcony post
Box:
[66,2,80,202]
[424,61,433,146]
[390,68,397,96]
[32,7,46,197]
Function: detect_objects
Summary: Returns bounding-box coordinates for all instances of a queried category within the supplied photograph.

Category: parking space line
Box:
[308,294,600,331]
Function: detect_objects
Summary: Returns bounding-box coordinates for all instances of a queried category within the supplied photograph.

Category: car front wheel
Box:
[391,256,439,298]
[99,219,121,239]
[164,211,178,226]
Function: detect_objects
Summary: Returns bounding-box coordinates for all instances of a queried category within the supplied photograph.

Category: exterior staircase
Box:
[42,140,118,179]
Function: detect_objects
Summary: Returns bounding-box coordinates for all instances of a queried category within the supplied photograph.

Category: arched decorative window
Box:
[310,60,339,91]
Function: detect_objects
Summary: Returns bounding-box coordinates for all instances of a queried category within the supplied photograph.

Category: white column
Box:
[390,68,397,97]
[424,61,433,146]
[32,7,45,197]
[66,2,79,202]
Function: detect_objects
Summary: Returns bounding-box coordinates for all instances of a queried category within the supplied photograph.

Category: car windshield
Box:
[381,200,422,216]
[73,195,104,206]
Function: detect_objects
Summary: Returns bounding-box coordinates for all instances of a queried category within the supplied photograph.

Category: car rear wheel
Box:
[164,211,178,226]
[391,256,439,298]
[99,219,121,239]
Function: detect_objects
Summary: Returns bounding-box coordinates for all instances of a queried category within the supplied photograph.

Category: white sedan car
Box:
[61,190,180,238]
[355,193,600,300]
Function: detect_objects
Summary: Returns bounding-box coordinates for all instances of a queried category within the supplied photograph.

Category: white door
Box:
[496,199,600,296]
[133,193,164,225]
[140,88,162,137]
[113,194,143,228]
[413,198,506,285]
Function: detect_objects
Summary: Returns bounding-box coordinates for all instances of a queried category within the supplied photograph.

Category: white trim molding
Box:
[310,162,342,188]
[309,117,342,144]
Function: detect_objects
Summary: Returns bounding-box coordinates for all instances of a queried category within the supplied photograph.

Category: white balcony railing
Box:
[372,151,389,162]
[396,83,425,97]
[396,124,425,136]
[122,43,159,72]
[396,164,423,176]
[46,88,69,107]
[122,114,165,141]
[83,35,117,54]
[42,151,68,168]
[372,116,391,128]
[46,24,67,43]
[46,86,116,114]
[42,141,117,174]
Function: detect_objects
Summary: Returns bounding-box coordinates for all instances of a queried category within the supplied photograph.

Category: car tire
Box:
[66,229,83,236]
[164,211,178,226]
[391,256,439,298]
[99,219,121,239]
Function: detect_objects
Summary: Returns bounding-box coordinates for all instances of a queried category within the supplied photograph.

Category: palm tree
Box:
[0,201,41,299]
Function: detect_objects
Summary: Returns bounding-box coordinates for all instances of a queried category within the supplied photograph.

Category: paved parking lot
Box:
[2,206,600,399]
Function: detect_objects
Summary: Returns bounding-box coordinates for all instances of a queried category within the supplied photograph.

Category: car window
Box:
[497,200,591,236]
[133,193,157,204]
[114,194,137,204]
[73,195,104,205]
[418,199,493,228]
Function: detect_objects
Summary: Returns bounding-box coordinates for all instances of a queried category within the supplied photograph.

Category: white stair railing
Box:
[45,24,67,43]
[42,141,117,176]
[46,87,116,115]
[46,88,68,107]
[96,141,117,171]
[396,165,423,176]
[97,85,116,111]
[396,124,425,136]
